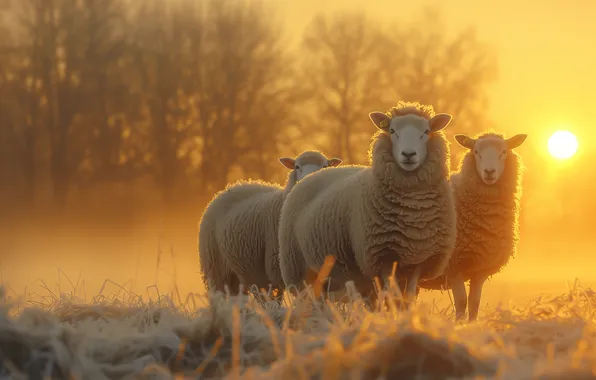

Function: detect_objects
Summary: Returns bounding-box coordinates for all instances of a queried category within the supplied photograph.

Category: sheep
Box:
[417,132,527,322]
[198,150,342,301]
[278,101,457,308]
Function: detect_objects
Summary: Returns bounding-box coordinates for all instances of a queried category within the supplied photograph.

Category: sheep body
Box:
[198,151,341,297]
[418,132,526,321]
[279,102,457,301]
[278,165,365,292]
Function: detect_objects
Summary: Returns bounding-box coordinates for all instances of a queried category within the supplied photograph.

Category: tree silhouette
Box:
[382,8,498,166]
[0,3,499,213]
[297,11,387,164]
[299,9,497,166]
[184,0,298,193]
[5,0,133,207]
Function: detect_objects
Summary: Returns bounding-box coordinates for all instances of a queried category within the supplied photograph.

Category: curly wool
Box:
[420,133,524,290]
[199,179,286,295]
[279,129,456,292]
[198,152,334,295]
[364,131,457,278]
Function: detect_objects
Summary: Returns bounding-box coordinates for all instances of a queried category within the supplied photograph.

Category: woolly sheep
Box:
[418,132,527,322]
[198,151,342,300]
[278,101,457,306]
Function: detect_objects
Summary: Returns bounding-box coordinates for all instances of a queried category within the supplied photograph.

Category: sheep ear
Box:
[327,158,342,167]
[454,134,476,150]
[369,112,391,131]
[278,157,295,169]
[506,134,528,150]
[429,113,452,132]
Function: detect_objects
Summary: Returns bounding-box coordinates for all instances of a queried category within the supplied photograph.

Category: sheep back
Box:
[199,180,285,293]
[420,144,524,290]
[278,166,365,289]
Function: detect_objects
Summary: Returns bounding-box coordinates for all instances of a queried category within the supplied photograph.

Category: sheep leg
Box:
[325,264,350,292]
[467,273,488,322]
[279,229,309,295]
[403,265,422,308]
[352,276,378,311]
[380,273,403,312]
[223,272,243,297]
[448,273,467,321]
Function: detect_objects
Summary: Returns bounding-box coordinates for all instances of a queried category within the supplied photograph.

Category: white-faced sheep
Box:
[418,132,527,322]
[278,101,457,307]
[198,151,342,300]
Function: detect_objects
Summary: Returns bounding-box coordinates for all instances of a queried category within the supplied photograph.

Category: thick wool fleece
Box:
[199,180,286,294]
[198,152,333,295]
[419,142,523,290]
[279,130,456,291]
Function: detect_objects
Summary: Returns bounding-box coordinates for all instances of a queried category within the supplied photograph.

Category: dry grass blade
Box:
[322,335,344,380]
[174,337,188,370]
[313,255,336,299]
[195,337,224,375]
[252,303,282,359]
[232,304,241,380]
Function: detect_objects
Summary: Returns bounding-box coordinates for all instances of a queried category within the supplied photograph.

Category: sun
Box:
[547,130,578,160]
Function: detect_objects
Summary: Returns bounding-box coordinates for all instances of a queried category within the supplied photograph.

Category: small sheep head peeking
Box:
[279,155,342,181]
[455,133,528,185]
[369,111,452,171]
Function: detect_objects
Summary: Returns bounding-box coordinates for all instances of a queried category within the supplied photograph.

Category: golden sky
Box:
[282,0,595,157]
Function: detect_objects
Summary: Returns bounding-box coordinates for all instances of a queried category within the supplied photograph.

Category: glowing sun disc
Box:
[548,130,578,159]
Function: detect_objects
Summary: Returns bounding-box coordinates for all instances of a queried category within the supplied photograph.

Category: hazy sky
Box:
[282,0,595,156]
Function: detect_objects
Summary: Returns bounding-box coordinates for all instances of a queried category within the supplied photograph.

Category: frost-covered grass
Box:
[1,277,596,380]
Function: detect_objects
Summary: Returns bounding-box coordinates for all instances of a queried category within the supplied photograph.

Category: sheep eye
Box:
[295,165,300,170]
[423,130,430,135]
[389,128,395,134]
[474,150,478,155]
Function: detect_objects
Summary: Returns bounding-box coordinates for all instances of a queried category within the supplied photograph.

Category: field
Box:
[2,274,596,380]
[2,214,596,379]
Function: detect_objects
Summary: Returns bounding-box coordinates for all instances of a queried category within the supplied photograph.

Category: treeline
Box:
[0,0,496,214]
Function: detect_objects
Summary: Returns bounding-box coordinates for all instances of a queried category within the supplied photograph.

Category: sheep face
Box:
[454,133,527,185]
[369,112,452,172]
[279,154,342,181]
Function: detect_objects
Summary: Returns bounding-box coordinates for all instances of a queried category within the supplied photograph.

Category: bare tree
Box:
[382,8,498,166]
[9,0,132,207]
[298,11,387,164]
[0,62,44,204]
[0,1,44,207]
[298,9,497,167]
[185,0,298,193]
[76,0,142,189]
[0,2,497,215]
[127,0,194,203]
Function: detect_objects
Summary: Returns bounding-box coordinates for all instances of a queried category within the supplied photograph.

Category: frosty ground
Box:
[1,278,596,380]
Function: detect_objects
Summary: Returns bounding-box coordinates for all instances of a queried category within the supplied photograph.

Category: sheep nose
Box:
[484,168,496,175]
[401,151,417,159]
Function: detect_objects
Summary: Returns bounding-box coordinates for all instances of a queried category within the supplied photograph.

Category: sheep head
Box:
[455,133,527,185]
[369,111,452,172]
[279,151,342,181]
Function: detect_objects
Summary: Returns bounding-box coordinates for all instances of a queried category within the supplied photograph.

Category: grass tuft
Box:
[1,276,596,379]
